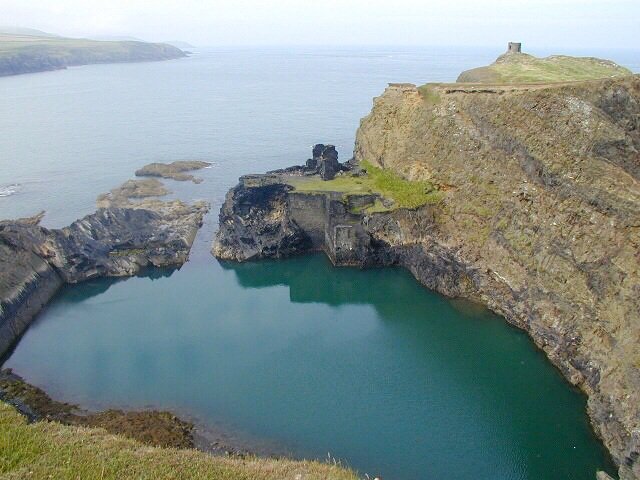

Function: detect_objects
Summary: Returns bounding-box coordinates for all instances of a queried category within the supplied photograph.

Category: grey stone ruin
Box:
[507,42,522,54]
[306,144,340,180]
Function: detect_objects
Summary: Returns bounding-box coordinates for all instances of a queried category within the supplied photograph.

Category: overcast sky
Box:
[1,0,638,49]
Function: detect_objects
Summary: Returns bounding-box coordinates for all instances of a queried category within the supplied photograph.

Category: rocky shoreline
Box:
[214,73,640,480]
[0,178,209,360]
[0,368,272,458]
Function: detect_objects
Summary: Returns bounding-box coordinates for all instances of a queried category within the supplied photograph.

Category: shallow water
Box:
[2,45,636,479]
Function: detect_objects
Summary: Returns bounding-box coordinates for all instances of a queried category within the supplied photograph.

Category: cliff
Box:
[0,33,186,77]
[214,74,640,479]
[358,76,640,480]
[0,196,208,359]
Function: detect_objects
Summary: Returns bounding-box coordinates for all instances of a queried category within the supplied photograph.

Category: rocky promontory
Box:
[214,60,640,479]
[0,180,208,359]
[0,33,187,77]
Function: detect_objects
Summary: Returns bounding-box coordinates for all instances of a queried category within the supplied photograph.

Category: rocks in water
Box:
[135,160,211,183]
[96,178,170,208]
[0,188,209,358]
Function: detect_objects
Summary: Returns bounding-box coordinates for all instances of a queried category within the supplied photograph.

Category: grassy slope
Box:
[0,403,358,480]
[288,160,442,210]
[0,34,185,76]
[457,52,632,84]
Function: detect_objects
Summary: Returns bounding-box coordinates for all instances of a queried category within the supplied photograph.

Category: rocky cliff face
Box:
[355,77,640,480]
[214,75,640,479]
[1,200,208,359]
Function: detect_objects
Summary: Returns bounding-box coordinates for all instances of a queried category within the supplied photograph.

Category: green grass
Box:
[0,402,358,480]
[288,161,442,210]
[418,85,442,104]
[457,53,633,84]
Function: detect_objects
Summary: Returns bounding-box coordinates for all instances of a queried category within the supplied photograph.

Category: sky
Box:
[1,0,638,49]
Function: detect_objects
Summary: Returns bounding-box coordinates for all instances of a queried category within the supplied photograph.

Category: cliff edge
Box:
[214,69,640,478]
[354,76,640,479]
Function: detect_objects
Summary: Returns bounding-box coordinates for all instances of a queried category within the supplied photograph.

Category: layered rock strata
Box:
[1,188,208,358]
[214,75,640,480]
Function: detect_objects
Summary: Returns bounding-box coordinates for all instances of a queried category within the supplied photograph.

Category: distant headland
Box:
[0,28,187,77]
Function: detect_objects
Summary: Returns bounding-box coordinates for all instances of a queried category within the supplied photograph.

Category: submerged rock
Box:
[96,178,170,208]
[135,160,212,183]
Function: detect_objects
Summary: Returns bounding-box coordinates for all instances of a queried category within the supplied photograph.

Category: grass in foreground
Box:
[0,403,358,480]
[288,160,442,210]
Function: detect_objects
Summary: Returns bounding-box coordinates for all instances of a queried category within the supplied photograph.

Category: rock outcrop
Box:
[135,161,211,184]
[214,74,640,480]
[0,191,208,359]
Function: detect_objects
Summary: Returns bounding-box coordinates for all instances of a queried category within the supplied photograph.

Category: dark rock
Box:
[0,199,209,358]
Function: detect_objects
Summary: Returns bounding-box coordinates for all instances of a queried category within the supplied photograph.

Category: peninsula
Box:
[214,45,640,480]
[0,30,186,77]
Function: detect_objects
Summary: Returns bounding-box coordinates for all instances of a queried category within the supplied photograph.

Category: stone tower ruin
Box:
[508,42,522,53]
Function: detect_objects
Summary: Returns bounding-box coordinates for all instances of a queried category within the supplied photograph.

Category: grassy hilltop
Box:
[0,33,186,76]
[457,51,632,84]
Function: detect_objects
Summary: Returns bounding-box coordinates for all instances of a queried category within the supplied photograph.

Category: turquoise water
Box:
[1,45,635,479]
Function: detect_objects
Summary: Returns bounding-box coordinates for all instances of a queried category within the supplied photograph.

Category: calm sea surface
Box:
[2,46,636,479]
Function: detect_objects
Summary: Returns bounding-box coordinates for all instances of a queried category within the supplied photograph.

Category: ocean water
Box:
[1,45,636,479]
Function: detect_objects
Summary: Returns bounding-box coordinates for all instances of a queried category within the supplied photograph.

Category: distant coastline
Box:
[0,33,187,77]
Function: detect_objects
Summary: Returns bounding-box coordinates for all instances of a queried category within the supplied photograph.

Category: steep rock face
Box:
[213,75,640,479]
[354,77,640,479]
[213,176,310,261]
[0,201,208,358]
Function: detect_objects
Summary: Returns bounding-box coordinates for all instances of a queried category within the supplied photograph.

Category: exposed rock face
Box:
[214,75,640,480]
[304,144,344,180]
[0,199,208,358]
[212,176,310,261]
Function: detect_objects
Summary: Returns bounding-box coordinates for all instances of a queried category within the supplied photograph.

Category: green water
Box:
[1,46,629,479]
[4,255,615,480]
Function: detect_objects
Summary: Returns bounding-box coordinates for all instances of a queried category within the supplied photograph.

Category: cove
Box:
[2,254,615,480]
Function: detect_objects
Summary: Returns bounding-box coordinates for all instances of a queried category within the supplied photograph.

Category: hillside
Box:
[0,33,186,77]
[0,402,357,480]
[457,51,632,84]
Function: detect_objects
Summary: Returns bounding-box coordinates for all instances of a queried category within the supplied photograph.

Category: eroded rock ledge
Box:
[0,183,208,359]
[214,75,640,480]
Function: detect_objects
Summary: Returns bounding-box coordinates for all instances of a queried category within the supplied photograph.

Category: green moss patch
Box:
[288,161,442,210]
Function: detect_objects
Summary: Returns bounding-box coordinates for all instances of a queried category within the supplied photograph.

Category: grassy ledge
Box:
[288,160,442,211]
[0,402,358,480]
